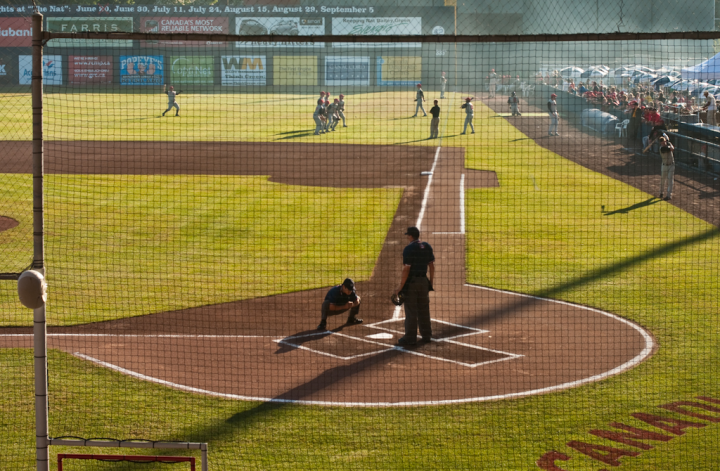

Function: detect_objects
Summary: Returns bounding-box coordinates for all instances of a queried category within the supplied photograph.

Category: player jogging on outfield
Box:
[162,85,181,117]
[460,97,475,134]
[413,84,427,117]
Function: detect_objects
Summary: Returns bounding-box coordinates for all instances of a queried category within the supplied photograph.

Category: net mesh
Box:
[2,1,720,470]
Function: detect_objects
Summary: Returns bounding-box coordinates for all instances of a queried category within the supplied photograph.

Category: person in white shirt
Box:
[548,93,559,136]
[702,90,717,127]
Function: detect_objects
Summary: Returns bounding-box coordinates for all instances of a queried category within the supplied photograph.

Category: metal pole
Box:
[32,12,49,471]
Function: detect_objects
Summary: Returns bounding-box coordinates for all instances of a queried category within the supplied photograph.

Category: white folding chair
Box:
[615,119,630,137]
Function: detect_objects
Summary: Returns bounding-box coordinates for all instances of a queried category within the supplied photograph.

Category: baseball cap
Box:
[404,226,420,238]
[466,97,472,101]
[434,99,438,104]
[342,278,355,290]
[334,98,339,103]
[417,84,422,87]
[339,94,344,98]
[550,93,557,98]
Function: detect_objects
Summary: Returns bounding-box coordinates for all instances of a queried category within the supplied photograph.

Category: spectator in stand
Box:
[701,90,717,126]
[643,107,666,151]
[568,80,576,95]
[625,101,643,148]
[513,75,522,93]
[657,91,665,104]
[592,81,600,92]
[578,82,588,95]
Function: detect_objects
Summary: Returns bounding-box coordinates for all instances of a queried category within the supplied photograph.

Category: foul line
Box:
[416,146,441,231]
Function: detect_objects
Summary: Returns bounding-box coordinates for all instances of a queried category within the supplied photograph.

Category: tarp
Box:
[682,52,720,80]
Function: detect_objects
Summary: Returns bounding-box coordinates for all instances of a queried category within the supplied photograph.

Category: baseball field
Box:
[1,90,719,469]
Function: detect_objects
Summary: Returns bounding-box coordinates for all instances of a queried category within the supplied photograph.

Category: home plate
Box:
[366,333,394,340]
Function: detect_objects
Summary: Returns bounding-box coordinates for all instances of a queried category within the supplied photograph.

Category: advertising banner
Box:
[0,54,13,85]
[376,56,421,86]
[221,55,266,85]
[69,55,112,83]
[332,17,421,48]
[19,55,62,85]
[235,17,324,48]
[273,56,317,86]
[0,17,32,47]
[140,17,229,47]
[325,56,369,86]
[46,17,133,47]
[119,55,163,85]
[170,56,213,84]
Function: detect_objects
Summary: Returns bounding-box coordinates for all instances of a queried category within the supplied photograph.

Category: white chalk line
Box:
[66,286,653,406]
[415,146,441,231]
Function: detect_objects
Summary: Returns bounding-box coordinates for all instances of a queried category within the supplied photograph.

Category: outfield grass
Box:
[1,92,720,470]
[0,173,401,325]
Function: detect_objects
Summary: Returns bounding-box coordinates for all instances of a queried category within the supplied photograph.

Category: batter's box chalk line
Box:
[276,324,522,368]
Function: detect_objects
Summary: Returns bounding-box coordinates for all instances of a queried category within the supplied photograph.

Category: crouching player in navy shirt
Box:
[317,278,362,331]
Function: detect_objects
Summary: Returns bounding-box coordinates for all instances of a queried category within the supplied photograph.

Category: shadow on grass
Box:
[178,226,719,445]
[274,130,315,136]
[603,198,661,216]
[274,132,319,140]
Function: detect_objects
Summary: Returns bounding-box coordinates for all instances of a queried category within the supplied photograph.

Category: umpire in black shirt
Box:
[395,227,435,345]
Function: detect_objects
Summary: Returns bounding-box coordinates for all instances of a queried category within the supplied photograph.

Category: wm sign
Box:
[221,56,267,85]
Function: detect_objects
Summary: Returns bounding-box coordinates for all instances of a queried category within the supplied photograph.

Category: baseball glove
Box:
[390,293,405,306]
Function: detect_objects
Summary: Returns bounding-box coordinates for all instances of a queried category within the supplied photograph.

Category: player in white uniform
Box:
[337,94,347,127]
[162,86,181,117]
[460,97,475,134]
[327,99,339,131]
[488,69,498,98]
[413,84,427,117]
[440,72,447,99]
[313,99,325,135]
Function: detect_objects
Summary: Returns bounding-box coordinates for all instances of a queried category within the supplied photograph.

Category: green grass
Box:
[0,173,400,325]
[2,92,720,469]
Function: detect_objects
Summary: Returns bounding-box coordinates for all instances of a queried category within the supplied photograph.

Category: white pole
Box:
[32,12,49,471]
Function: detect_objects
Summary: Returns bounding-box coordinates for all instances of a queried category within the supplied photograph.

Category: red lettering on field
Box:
[589,422,674,450]
[660,401,720,423]
[536,451,570,470]
[697,396,720,405]
[566,441,640,466]
[632,413,706,435]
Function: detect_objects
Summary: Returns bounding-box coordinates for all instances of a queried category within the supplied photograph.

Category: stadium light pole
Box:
[32,11,50,471]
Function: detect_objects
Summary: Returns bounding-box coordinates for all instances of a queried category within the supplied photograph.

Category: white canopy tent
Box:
[682,52,720,81]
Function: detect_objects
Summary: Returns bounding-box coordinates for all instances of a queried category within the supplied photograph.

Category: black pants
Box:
[403,277,432,339]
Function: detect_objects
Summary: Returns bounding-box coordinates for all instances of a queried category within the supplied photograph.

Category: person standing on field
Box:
[460,97,475,134]
[313,99,324,135]
[429,100,440,139]
[395,226,435,346]
[327,99,339,132]
[508,91,521,116]
[413,84,427,117]
[548,93,559,136]
[658,135,675,200]
[162,85,181,117]
[440,72,447,99]
[337,94,347,127]
[488,69,498,98]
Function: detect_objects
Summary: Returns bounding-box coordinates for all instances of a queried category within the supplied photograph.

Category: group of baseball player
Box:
[313,91,347,135]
